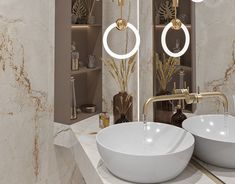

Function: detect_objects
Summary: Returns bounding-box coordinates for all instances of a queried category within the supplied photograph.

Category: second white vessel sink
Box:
[96,122,194,183]
[183,114,235,168]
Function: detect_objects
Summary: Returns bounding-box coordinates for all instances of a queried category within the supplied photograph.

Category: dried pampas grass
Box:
[154,53,179,91]
[102,54,136,92]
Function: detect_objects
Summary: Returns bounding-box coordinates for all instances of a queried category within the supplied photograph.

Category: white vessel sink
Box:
[183,114,235,168]
[96,122,194,183]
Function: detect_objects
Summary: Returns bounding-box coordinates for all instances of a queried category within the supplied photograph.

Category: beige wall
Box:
[1,0,235,183]
[195,0,235,115]
[0,0,82,183]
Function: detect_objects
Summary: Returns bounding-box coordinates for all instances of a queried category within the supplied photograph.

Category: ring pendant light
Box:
[103,0,140,60]
[161,0,190,58]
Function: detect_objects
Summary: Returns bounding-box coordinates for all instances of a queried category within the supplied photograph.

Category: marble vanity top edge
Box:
[53,114,222,184]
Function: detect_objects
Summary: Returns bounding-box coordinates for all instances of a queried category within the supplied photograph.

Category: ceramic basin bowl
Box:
[96,122,194,183]
[183,114,235,168]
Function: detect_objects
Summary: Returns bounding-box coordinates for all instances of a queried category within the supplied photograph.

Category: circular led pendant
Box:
[103,22,140,60]
[161,22,190,58]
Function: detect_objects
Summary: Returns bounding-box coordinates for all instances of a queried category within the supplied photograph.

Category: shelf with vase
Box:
[102,55,137,124]
[71,66,101,76]
[55,0,103,125]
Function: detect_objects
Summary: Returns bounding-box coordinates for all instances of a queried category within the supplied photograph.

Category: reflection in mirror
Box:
[152,0,196,123]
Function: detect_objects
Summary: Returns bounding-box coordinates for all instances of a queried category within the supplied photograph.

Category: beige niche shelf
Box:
[55,0,103,125]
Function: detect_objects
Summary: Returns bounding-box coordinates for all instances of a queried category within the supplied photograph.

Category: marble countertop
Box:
[196,159,235,184]
[54,115,219,184]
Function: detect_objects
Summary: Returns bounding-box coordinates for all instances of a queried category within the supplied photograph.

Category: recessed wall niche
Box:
[152,0,196,123]
[54,0,195,125]
[55,0,102,124]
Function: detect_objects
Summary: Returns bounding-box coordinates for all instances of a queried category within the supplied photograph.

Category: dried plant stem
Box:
[154,53,179,91]
[89,0,96,16]
[115,93,133,115]
[102,54,136,93]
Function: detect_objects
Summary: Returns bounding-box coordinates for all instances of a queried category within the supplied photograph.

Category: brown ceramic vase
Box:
[113,92,133,124]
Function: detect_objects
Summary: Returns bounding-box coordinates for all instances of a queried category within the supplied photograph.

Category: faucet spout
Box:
[142,90,229,122]
[200,92,229,114]
[143,94,186,123]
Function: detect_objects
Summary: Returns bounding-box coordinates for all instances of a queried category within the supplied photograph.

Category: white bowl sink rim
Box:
[183,114,235,143]
[182,114,235,169]
[96,122,195,157]
[96,122,195,183]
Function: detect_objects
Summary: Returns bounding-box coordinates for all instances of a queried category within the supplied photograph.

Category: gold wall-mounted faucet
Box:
[143,89,229,122]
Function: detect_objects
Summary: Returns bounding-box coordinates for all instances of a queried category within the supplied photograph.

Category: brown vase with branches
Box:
[154,53,179,123]
[113,92,133,124]
[102,54,136,124]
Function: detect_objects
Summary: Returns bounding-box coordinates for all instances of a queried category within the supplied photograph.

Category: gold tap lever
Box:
[143,89,229,122]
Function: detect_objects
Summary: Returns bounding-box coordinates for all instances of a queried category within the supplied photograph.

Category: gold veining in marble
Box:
[207,42,235,91]
[0,19,51,179]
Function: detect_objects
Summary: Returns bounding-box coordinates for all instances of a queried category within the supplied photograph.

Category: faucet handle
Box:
[173,81,189,96]
[172,82,176,93]
[197,86,200,94]
[173,82,177,91]
[184,81,187,89]
[174,88,189,95]
[183,81,190,92]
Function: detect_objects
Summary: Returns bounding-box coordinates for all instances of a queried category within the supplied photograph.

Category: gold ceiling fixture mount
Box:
[171,0,182,30]
[118,0,124,6]
[116,0,127,31]
[161,0,190,57]
[116,18,127,31]
[171,19,182,30]
[172,0,179,7]
[103,0,140,59]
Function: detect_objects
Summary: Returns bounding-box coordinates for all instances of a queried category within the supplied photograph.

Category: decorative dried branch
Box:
[72,0,88,18]
[102,54,136,92]
[154,53,179,91]
[89,0,96,16]
[84,0,97,16]
[159,0,175,22]
[115,93,133,114]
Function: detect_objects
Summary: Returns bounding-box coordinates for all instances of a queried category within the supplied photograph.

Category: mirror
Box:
[54,0,235,183]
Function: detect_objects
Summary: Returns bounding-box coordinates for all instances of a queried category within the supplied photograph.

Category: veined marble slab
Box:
[196,158,235,184]
[55,115,216,184]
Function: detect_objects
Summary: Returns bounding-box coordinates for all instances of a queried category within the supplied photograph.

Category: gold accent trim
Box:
[116,18,127,31]
[172,0,179,7]
[89,132,98,135]
[116,0,127,30]
[118,0,124,6]
[171,19,182,30]
[191,158,225,184]
[171,0,182,30]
